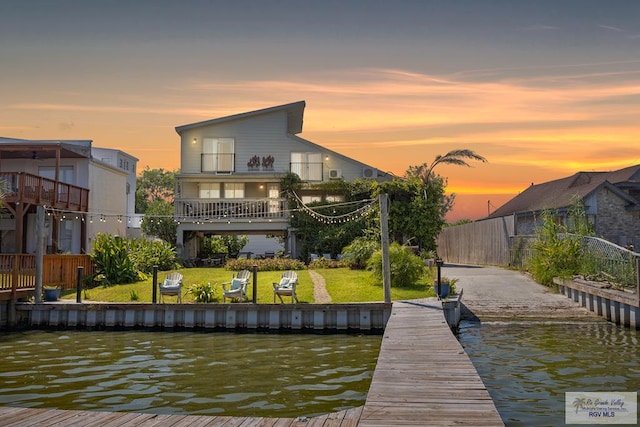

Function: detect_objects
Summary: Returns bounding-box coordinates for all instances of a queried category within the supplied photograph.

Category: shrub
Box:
[129,238,179,273]
[341,237,379,270]
[225,258,306,271]
[368,242,426,288]
[308,258,346,269]
[90,233,139,285]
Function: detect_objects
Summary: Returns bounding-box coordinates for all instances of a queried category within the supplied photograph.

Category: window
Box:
[302,195,321,204]
[224,183,244,199]
[203,137,235,173]
[39,166,74,184]
[325,195,344,203]
[199,183,220,199]
[291,152,322,181]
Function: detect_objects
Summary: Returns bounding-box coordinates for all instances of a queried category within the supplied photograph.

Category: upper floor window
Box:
[203,137,235,173]
[291,152,322,181]
[39,166,74,184]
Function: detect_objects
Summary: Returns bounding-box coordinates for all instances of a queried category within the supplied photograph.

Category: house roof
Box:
[175,101,306,135]
[488,164,640,218]
[0,137,93,159]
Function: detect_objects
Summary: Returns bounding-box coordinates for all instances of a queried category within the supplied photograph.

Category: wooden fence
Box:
[436,216,515,266]
[0,254,95,297]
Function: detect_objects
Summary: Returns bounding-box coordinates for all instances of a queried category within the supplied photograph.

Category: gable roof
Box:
[175,101,306,135]
[488,164,640,218]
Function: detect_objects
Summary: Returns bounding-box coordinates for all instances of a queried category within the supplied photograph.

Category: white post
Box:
[35,205,45,303]
[380,194,391,303]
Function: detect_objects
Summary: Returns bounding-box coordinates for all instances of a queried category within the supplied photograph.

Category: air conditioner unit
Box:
[362,167,376,179]
[329,169,342,179]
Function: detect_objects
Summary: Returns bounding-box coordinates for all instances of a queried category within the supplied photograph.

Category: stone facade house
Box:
[488,165,640,248]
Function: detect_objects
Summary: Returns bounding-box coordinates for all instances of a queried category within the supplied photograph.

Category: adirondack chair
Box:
[273,270,299,303]
[222,270,251,302]
[159,272,183,303]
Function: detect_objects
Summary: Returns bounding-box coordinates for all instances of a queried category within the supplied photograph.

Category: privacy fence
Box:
[437,217,639,292]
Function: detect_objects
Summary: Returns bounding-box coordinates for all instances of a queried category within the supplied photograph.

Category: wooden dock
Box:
[358,299,503,426]
[0,299,503,426]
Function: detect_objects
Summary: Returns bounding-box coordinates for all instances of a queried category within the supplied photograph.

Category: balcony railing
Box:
[175,198,288,221]
[0,172,90,212]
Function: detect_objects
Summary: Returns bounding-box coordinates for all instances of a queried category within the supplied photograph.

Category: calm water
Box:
[0,330,381,418]
[457,320,640,427]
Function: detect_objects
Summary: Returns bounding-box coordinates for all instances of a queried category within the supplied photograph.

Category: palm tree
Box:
[409,149,487,185]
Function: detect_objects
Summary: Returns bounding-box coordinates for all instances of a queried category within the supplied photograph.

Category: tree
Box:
[377,173,450,252]
[408,149,487,186]
[135,167,176,213]
[140,199,177,245]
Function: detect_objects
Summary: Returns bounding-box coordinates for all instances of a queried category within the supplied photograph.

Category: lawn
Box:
[61,267,436,303]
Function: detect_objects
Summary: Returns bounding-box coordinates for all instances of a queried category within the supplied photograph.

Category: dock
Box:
[0,298,503,426]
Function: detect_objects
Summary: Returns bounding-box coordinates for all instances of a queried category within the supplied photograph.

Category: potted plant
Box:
[43,286,61,302]
[434,277,458,300]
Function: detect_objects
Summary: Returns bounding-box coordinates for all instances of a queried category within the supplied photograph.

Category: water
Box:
[457,320,640,426]
[0,330,381,418]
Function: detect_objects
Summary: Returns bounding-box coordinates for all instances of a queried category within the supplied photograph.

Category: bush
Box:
[368,242,426,288]
[129,238,179,274]
[90,233,139,285]
[341,237,379,269]
[308,258,346,269]
[225,258,306,271]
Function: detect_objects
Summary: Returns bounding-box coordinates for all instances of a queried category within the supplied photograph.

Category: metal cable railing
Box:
[510,234,639,291]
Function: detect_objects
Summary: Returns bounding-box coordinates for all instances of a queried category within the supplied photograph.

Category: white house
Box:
[0,137,136,254]
[174,101,391,259]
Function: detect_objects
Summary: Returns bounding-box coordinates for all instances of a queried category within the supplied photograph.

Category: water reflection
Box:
[0,330,381,418]
[457,320,640,426]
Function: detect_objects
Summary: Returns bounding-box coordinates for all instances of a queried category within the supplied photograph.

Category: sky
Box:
[2,0,640,221]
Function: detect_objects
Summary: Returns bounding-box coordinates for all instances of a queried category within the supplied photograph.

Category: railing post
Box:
[152,265,158,304]
[76,266,83,303]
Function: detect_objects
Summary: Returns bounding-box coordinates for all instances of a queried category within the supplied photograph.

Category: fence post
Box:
[152,266,158,304]
[76,266,83,303]
[252,264,258,304]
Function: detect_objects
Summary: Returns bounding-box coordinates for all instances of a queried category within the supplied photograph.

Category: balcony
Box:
[0,172,89,212]
[175,198,288,222]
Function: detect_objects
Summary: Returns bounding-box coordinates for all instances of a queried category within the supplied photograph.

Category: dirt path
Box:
[441,264,600,321]
[308,270,332,303]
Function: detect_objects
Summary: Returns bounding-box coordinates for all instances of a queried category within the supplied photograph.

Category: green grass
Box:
[61,267,436,303]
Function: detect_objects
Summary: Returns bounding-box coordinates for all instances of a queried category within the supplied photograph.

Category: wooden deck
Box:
[0,299,503,426]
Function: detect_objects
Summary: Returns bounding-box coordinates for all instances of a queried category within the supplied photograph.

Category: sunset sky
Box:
[2,0,640,221]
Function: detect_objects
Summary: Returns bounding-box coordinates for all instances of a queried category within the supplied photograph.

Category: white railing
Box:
[175,198,288,221]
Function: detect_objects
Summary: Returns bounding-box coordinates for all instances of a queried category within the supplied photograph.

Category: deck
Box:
[0,299,503,426]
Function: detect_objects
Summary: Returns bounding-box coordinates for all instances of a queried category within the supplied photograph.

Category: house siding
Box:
[87,162,128,247]
[180,111,289,175]
[596,187,640,247]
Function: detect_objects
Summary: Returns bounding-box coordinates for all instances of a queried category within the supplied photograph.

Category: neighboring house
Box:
[0,137,136,254]
[174,100,391,259]
[91,147,139,236]
[488,165,640,248]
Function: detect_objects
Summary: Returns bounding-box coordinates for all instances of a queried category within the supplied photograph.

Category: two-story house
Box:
[174,101,391,259]
[0,137,136,254]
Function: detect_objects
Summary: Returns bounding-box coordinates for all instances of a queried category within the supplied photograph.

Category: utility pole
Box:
[379,194,391,303]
